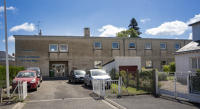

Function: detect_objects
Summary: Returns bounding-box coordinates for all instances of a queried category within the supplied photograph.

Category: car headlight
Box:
[30,78,36,83]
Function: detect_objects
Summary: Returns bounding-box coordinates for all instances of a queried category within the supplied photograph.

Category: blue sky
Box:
[0,0,200,54]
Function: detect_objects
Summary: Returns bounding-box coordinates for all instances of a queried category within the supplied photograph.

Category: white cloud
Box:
[140,18,151,23]
[189,33,192,40]
[187,14,200,25]
[145,20,188,36]
[0,6,15,13]
[98,25,126,37]
[10,22,35,32]
[2,35,15,43]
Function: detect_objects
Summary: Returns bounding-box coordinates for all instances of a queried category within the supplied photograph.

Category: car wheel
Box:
[84,82,87,86]
[69,79,71,83]
[35,87,38,91]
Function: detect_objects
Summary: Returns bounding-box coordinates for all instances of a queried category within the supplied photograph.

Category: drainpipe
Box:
[123,38,125,56]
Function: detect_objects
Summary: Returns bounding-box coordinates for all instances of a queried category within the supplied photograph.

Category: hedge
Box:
[0,65,24,87]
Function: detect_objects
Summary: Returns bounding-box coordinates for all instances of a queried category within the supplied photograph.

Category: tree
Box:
[117,28,139,38]
[128,18,141,35]
[169,62,175,72]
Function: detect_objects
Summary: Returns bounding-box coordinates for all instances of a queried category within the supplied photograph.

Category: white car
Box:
[84,69,111,87]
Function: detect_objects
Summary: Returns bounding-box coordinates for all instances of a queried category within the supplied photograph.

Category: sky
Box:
[0,0,200,54]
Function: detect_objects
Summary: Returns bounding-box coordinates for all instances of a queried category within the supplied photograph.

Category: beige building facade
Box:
[14,33,191,77]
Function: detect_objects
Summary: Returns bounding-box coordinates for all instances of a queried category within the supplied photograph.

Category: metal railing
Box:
[92,77,122,98]
[11,81,27,101]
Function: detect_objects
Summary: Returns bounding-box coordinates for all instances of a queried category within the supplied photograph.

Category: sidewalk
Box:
[110,95,200,109]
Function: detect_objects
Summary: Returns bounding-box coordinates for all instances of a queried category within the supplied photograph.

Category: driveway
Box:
[21,80,113,109]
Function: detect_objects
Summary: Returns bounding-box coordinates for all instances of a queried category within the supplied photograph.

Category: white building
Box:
[175,21,200,73]
[102,56,141,73]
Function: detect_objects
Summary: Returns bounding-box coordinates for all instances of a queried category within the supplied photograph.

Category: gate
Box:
[92,77,122,98]
[157,72,200,103]
[11,81,28,101]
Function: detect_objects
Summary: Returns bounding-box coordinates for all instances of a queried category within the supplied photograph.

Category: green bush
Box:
[163,65,170,72]
[169,62,175,72]
[196,69,200,77]
[109,68,119,80]
[158,72,167,81]
[0,65,25,86]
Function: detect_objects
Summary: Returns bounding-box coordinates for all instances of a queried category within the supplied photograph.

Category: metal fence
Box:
[157,72,200,103]
[11,81,27,101]
[92,77,122,98]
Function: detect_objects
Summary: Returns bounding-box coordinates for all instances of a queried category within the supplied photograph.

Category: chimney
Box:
[39,29,42,36]
[84,28,90,37]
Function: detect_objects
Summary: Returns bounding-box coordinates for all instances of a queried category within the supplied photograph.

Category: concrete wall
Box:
[14,36,191,77]
[175,51,200,73]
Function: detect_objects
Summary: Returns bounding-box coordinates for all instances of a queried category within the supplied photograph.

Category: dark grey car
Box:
[69,70,86,83]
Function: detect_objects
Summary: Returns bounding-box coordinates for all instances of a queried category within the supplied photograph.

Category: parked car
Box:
[12,70,40,91]
[69,70,86,83]
[84,69,111,87]
[27,67,42,83]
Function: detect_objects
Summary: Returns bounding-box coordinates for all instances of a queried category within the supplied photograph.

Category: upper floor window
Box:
[112,42,119,49]
[160,43,167,49]
[59,44,68,52]
[174,43,181,50]
[129,42,136,49]
[94,42,102,49]
[49,44,58,52]
[145,43,151,49]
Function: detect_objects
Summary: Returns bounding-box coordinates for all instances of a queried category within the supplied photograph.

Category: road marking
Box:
[102,99,118,109]
[26,97,93,103]
[12,102,25,109]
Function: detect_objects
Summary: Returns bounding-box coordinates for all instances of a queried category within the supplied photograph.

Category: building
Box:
[175,21,200,73]
[14,28,191,77]
[0,51,15,66]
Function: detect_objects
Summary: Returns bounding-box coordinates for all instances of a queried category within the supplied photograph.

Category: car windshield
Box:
[16,72,35,78]
[74,70,86,75]
[91,70,107,76]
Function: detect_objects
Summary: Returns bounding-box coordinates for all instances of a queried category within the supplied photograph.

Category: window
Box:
[94,61,102,68]
[145,43,151,49]
[192,58,198,69]
[129,42,136,49]
[160,43,167,49]
[49,44,58,52]
[174,43,181,50]
[112,42,119,49]
[146,60,152,68]
[94,42,102,49]
[59,44,68,52]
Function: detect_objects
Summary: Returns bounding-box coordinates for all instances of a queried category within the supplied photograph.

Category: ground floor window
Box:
[145,60,152,68]
[94,61,102,68]
[191,57,200,69]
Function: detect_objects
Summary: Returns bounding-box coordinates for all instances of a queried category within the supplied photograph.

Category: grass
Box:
[167,76,174,81]
[111,84,148,95]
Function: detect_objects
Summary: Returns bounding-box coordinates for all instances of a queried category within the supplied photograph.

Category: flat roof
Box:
[188,20,200,26]
[13,35,191,41]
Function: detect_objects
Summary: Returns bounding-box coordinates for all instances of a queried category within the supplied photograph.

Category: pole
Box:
[4,0,10,97]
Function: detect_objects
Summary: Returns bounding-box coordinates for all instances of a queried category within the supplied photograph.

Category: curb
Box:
[11,102,25,109]
[104,98,127,109]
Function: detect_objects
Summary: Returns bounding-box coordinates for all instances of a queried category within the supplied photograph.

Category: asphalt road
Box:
[111,95,200,109]
[21,80,112,109]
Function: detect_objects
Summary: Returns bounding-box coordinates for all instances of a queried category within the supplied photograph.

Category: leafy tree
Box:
[117,28,139,38]
[128,18,141,35]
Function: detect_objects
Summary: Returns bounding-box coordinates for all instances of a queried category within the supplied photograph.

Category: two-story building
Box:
[14,28,191,77]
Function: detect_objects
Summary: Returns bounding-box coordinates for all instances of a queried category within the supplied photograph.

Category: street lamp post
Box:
[4,0,10,97]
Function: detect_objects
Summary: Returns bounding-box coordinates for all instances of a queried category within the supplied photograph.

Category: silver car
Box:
[84,69,111,87]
